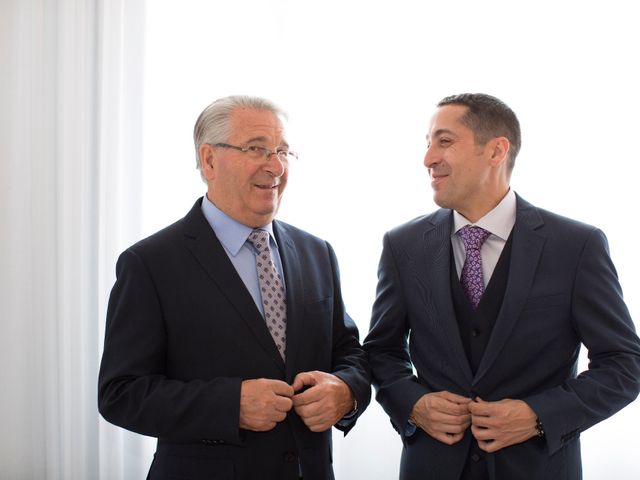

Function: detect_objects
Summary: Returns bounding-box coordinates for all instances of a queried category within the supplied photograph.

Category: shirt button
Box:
[471,453,481,462]
[471,329,480,337]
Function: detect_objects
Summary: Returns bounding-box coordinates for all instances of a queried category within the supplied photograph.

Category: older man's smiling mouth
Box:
[255,178,281,190]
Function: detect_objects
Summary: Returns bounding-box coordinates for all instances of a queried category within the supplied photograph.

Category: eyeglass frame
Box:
[212,142,298,163]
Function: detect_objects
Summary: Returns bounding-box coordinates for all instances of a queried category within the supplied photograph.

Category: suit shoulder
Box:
[274,219,327,246]
[123,199,206,258]
[516,194,598,236]
[534,206,601,238]
[386,209,448,241]
[124,217,187,259]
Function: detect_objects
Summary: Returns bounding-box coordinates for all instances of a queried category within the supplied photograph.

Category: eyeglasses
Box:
[214,143,298,163]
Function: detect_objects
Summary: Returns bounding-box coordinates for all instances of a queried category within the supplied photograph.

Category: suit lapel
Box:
[273,222,304,380]
[473,196,546,384]
[181,199,285,371]
[420,210,474,384]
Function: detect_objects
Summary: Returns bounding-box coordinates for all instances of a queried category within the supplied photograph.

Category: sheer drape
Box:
[0,1,149,478]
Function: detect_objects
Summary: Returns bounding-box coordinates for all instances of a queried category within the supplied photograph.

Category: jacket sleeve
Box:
[524,228,640,455]
[363,233,431,432]
[98,249,245,444]
[324,242,372,433]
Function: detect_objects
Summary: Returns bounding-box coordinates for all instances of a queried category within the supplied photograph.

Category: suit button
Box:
[471,453,481,462]
[283,452,297,463]
[201,439,224,445]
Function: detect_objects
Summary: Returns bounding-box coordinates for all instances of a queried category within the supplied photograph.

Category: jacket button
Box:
[283,452,297,463]
[201,439,224,445]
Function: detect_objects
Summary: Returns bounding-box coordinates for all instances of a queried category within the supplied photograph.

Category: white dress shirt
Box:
[451,189,517,287]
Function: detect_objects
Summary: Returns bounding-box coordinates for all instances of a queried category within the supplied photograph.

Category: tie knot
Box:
[247,229,271,253]
[458,225,491,251]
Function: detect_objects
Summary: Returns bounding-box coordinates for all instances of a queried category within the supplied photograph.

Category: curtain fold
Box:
[0,1,148,478]
[96,1,155,478]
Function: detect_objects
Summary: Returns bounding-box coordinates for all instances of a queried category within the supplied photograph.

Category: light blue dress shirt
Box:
[202,196,356,428]
[200,195,286,317]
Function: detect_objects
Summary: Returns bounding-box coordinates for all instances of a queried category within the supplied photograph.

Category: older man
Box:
[99,95,370,480]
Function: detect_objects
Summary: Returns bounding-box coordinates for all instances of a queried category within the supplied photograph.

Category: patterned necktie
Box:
[458,225,491,309]
[247,229,287,360]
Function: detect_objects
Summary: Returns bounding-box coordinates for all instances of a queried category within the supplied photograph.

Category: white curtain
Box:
[0,1,148,478]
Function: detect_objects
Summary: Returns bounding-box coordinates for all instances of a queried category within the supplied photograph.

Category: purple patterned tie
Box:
[247,229,287,360]
[458,225,491,309]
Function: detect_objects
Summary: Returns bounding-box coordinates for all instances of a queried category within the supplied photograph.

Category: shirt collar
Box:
[201,195,276,256]
[453,188,516,241]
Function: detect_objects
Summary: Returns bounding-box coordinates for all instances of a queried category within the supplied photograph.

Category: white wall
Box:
[138,1,640,478]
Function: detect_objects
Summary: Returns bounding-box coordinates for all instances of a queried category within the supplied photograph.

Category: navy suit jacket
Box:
[98,198,371,480]
[364,194,640,480]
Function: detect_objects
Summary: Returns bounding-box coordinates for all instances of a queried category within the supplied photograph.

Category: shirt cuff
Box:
[404,420,417,437]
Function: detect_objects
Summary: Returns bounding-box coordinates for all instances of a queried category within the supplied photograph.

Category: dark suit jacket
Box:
[364,194,640,480]
[98,198,371,480]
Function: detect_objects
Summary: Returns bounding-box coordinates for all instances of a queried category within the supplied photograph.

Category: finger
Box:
[295,406,321,424]
[439,402,473,416]
[271,410,288,423]
[304,419,331,433]
[270,380,295,397]
[430,419,470,435]
[412,414,469,435]
[433,431,465,445]
[440,391,473,404]
[429,396,472,416]
[308,420,333,432]
[470,413,494,428]
[256,421,277,432]
[420,414,470,435]
[435,413,471,430]
[292,372,318,392]
[292,393,311,408]
[299,410,335,432]
[435,422,469,435]
[292,379,332,407]
[292,387,319,407]
[468,400,493,417]
[471,424,492,440]
[293,398,322,418]
[291,393,306,408]
[430,409,471,424]
[291,375,306,392]
[240,413,278,432]
[477,439,500,453]
[274,396,293,412]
